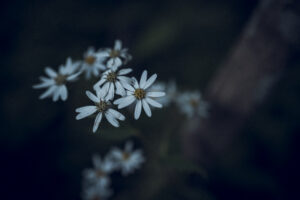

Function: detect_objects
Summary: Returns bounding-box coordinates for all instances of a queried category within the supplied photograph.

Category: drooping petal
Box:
[52,87,61,102]
[143,74,157,89]
[86,91,99,103]
[60,85,68,101]
[142,99,152,117]
[139,70,147,88]
[105,112,119,127]
[75,106,98,120]
[108,109,125,121]
[93,113,103,133]
[146,97,162,108]
[147,91,165,97]
[106,83,115,100]
[134,100,142,120]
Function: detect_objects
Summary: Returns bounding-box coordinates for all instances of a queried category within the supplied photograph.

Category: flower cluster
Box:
[82,141,145,200]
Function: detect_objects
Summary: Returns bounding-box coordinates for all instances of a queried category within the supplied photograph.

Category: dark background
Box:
[1,0,300,199]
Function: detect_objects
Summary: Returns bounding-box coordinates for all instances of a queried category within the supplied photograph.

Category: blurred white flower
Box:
[82,183,113,200]
[81,47,106,79]
[110,141,145,176]
[176,91,209,118]
[150,80,177,106]
[83,154,116,188]
[33,57,81,101]
[75,87,125,133]
[93,59,132,100]
[96,39,132,69]
[114,70,165,119]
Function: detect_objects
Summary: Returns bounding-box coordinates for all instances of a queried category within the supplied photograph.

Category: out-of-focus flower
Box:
[75,87,125,133]
[110,141,145,176]
[82,183,113,200]
[33,57,81,101]
[150,80,177,106]
[81,47,106,79]
[93,59,132,100]
[96,40,132,69]
[114,70,165,119]
[176,91,209,118]
[83,154,116,188]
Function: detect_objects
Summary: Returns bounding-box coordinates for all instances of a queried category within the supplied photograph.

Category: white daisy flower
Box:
[176,91,209,118]
[150,80,177,106]
[81,47,106,79]
[33,57,81,101]
[82,183,113,200]
[114,70,165,119]
[83,154,116,187]
[75,87,125,133]
[110,141,145,176]
[93,59,132,100]
[96,39,132,69]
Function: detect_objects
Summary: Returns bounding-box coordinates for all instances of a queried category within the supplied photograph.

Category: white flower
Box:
[83,154,116,187]
[93,59,132,100]
[81,47,106,79]
[150,80,177,106]
[75,87,125,133]
[176,91,209,118]
[110,141,145,176]
[96,39,132,69]
[82,183,113,200]
[114,70,165,119]
[33,57,81,101]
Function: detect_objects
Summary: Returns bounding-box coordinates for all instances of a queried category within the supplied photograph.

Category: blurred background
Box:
[1,0,300,199]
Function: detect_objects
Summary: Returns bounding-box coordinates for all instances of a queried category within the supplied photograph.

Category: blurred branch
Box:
[183,0,300,168]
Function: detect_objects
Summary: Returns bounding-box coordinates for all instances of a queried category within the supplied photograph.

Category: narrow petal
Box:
[147,91,165,97]
[105,83,115,100]
[105,112,119,127]
[118,68,132,75]
[115,81,126,96]
[52,87,61,102]
[142,99,152,117]
[96,51,110,58]
[114,40,122,50]
[86,91,99,103]
[134,100,142,120]
[139,70,147,88]
[107,58,122,70]
[45,67,57,78]
[67,71,82,81]
[122,81,135,92]
[143,74,157,89]
[93,113,103,133]
[60,85,68,101]
[75,106,98,120]
[93,78,106,90]
[101,82,110,95]
[116,95,136,109]
[39,85,56,99]
[146,97,162,108]
[108,109,125,121]
[132,77,139,89]
[33,81,54,89]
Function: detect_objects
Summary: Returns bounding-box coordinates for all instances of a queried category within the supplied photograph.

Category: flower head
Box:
[114,70,165,119]
[82,183,113,200]
[93,59,132,100]
[176,91,209,118]
[110,141,145,176]
[96,40,132,69]
[75,87,125,133]
[81,47,106,79]
[33,57,81,101]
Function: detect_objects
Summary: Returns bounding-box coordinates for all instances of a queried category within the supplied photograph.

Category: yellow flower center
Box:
[97,101,108,112]
[54,74,67,85]
[134,88,146,100]
[96,169,106,177]
[122,152,130,160]
[85,56,96,65]
[106,72,117,83]
[109,50,120,58]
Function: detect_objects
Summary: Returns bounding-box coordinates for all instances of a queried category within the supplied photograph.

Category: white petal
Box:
[106,83,115,100]
[105,112,119,127]
[139,70,147,88]
[114,40,122,50]
[146,97,162,108]
[93,78,106,90]
[122,81,135,92]
[93,113,103,133]
[132,77,140,89]
[101,82,110,95]
[115,81,126,96]
[33,80,54,89]
[75,106,98,120]
[39,85,56,99]
[96,51,110,58]
[107,58,122,70]
[142,99,152,117]
[45,67,57,78]
[53,87,61,101]
[118,68,132,75]
[60,85,68,101]
[116,95,136,109]
[108,109,125,121]
[125,141,133,152]
[67,71,81,81]
[86,91,99,103]
[143,74,157,89]
[134,100,142,120]
[147,91,165,97]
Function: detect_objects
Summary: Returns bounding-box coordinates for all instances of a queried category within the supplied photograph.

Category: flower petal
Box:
[146,97,162,108]
[75,106,98,120]
[147,91,165,97]
[39,85,56,99]
[134,100,142,120]
[93,113,103,133]
[93,78,106,90]
[116,95,136,109]
[114,40,122,51]
[108,109,125,121]
[139,70,147,88]
[143,74,157,89]
[115,81,126,96]
[118,68,132,75]
[107,58,122,70]
[142,99,152,117]
[86,91,99,103]
[105,112,119,127]
[45,67,57,78]
[60,85,68,101]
